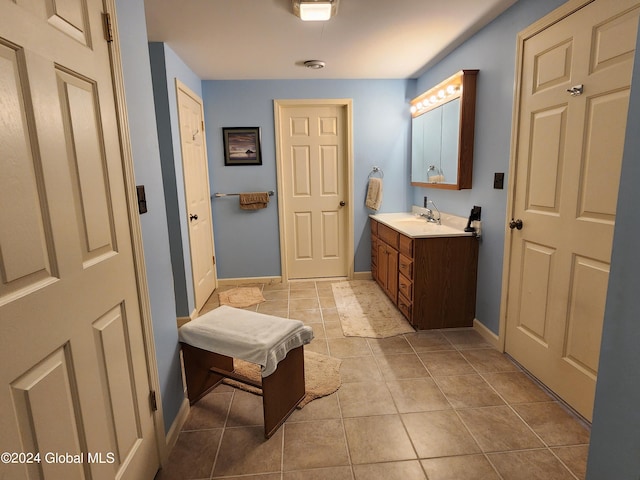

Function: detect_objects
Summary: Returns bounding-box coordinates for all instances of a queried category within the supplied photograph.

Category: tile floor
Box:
[155,280,590,480]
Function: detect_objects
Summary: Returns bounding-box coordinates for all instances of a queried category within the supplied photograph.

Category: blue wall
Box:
[113,0,184,433]
[412,0,567,335]
[202,79,413,279]
[587,26,640,479]
[149,43,203,317]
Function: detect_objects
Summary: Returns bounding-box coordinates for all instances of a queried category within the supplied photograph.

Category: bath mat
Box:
[218,286,265,308]
[223,350,342,408]
[332,280,414,338]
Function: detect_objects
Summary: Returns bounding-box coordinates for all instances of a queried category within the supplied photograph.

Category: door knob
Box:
[339,201,346,207]
[509,218,523,230]
[189,214,198,221]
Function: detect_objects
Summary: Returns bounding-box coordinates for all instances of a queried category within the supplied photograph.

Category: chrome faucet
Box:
[419,200,441,225]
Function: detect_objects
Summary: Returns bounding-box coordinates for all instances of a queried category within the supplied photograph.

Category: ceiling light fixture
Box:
[292,0,339,21]
[304,60,326,69]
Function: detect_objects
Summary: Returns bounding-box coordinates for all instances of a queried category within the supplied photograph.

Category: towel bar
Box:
[213,190,275,198]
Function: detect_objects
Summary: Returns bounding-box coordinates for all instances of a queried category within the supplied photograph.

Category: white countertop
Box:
[370,208,475,239]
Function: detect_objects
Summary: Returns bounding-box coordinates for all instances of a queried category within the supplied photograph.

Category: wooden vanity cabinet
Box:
[371,218,478,330]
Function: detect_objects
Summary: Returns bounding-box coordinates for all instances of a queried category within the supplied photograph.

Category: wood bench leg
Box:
[261,346,305,438]
[180,342,233,405]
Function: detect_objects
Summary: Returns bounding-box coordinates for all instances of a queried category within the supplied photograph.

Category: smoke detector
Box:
[303,60,326,70]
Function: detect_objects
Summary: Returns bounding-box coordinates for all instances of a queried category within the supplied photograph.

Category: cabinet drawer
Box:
[398,273,413,300]
[398,254,413,279]
[399,234,413,257]
[378,223,399,249]
[397,292,412,320]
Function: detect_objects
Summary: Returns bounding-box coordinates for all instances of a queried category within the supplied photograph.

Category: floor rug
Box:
[218,286,265,308]
[223,350,341,408]
[331,280,414,338]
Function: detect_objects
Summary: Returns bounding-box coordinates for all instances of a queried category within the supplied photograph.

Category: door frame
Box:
[175,79,218,311]
[498,0,596,350]
[273,99,354,283]
[105,0,166,464]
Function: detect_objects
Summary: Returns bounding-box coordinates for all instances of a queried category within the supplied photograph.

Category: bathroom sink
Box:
[370,212,474,238]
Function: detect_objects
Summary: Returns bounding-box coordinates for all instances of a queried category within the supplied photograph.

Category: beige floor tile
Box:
[513,402,590,446]
[289,280,317,290]
[343,415,417,464]
[324,321,346,338]
[461,349,520,373]
[262,283,289,291]
[226,389,264,427]
[353,460,426,480]
[404,331,454,352]
[319,296,337,309]
[214,474,282,480]
[213,426,283,477]
[284,465,354,480]
[182,391,233,431]
[290,308,323,323]
[434,374,505,409]
[289,287,318,299]
[338,381,397,417]
[283,419,350,471]
[262,289,289,301]
[387,378,451,413]
[482,371,553,404]
[487,449,576,479]
[327,337,372,358]
[421,455,500,480]
[375,353,430,380]
[156,429,222,480]
[402,410,481,458]
[290,297,320,310]
[256,300,289,315]
[441,329,491,350]
[457,405,544,452]
[286,393,342,422]
[552,445,589,479]
[367,336,414,355]
[321,307,340,322]
[418,350,475,376]
[305,339,330,355]
[339,356,383,383]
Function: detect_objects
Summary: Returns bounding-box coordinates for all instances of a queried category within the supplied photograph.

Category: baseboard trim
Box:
[217,276,282,286]
[473,318,501,350]
[163,396,189,461]
[353,271,373,280]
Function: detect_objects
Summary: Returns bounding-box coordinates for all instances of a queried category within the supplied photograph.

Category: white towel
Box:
[365,177,383,211]
[178,305,314,377]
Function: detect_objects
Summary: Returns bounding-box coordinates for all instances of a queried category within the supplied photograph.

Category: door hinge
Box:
[201,120,205,131]
[150,390,158,412]
[212,255,216,265]
[103,13,114,43]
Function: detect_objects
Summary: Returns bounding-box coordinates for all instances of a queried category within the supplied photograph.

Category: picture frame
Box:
[222,127,262,166]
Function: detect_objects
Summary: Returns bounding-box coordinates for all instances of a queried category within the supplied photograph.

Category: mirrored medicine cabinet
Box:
[410,69,478,190]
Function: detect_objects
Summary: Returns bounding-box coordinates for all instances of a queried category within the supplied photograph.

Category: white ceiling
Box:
[143,0,517,80]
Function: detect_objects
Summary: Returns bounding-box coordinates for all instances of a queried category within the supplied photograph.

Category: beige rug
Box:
[223,350,342,408]
[332,280,414,338]
[218,286,265,308]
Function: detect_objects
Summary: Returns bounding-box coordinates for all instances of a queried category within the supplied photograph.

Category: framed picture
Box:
[222,127,262,166]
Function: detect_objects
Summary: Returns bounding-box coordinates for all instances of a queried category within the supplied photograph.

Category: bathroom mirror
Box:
[410,70,478,190]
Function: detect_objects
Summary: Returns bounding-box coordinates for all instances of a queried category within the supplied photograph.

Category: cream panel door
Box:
[505,0,640,421]
[177,81,216,312]
[0,2,159,479]
[279,104,349,279]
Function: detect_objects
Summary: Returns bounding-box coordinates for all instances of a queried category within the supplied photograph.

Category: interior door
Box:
[0,1,160,479]
[176,81,217,312]
[275,101,352,280]
[504,0,640,421]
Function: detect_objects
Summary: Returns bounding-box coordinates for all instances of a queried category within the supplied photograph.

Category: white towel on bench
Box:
[178,305,314,377]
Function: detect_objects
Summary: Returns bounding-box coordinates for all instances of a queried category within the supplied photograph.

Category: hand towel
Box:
[239,192,270,210]
[365,177,383,211]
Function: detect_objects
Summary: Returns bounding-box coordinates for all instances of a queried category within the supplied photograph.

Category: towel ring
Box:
[368,166,384,178]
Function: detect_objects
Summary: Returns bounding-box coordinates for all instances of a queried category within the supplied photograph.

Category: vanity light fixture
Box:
[410,71,465,117]
[292,0,339,21]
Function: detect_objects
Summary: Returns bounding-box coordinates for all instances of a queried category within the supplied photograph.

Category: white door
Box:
[0,2,160,479]
[177,81,217,312]
[504,0,640,421]
[275,100,352,280]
